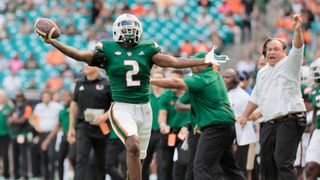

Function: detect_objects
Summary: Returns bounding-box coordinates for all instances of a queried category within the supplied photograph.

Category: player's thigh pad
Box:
[109,103,138,143]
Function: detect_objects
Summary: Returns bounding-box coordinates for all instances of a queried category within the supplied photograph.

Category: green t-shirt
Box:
[150,92,161,130]
[184,67,235,130]
[0,103,12,136]
[95,40,161,104]
[310,85,320,129]
[59,106,70,134]
[159,90,190,129]
[178,92,197,129]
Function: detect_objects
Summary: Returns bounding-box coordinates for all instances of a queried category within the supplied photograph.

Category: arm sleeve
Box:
[183,75,206,92]
[287,43,305,77]
[150,41,161,56]
[158,92,168,110]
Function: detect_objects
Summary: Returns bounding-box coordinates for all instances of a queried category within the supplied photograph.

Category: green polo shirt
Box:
[0,103,12,136]
[159,90,190,129]
[183,67,235,130]
[150,92,161,130]
[59,106,70,134]
[178,92,197,129]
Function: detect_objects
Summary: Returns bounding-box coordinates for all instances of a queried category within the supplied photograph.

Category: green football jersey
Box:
[96,40,161,104]
[310,85,320,129]
[159,90,190,129]
[183,67,235,130]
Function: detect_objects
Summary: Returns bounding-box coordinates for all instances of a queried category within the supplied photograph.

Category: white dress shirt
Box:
[33,101,63,132]
[228,86,250,116]
[250,44,306,122]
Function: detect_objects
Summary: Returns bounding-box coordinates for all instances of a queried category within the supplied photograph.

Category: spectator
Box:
[131,2,147,16]
[9,91,32,180]
[91,0,103,24]
[0,52,8,72]
[2,70,21,99]
[46,50,65,65]
[198,0,211,8]
[196,10,213,26]
[8,53,24,73]
[64,21,79,35]
[46,76,63,92]
[24,54,39,70]
[239,71,253,95]
[236,51,256,73]
[19,17,32,35]
[179,40,193,57]
[31,91,63,180]
[194,40,210,54]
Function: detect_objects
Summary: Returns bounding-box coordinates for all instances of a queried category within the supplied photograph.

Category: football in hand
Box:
[34,18,60,39]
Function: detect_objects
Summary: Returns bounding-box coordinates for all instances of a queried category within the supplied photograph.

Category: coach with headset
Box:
[237,14,306,180]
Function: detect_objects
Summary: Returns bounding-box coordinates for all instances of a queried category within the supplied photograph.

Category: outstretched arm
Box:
[150,78,188,90]
[152,53,206,68]
[44,39,94,64]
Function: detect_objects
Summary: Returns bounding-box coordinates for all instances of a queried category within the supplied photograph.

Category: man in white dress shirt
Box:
[237,14,306,180]
[31,91,63,180]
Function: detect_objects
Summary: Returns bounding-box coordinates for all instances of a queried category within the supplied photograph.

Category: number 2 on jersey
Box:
[124,60,141,87]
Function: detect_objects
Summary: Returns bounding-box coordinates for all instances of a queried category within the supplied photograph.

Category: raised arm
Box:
[292,14,304,49]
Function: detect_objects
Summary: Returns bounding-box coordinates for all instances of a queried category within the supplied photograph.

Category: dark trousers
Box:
[142,130,161,180]
[58,134,74,180]
[260,115,305,180]
[158,133,188,180]
[105,138,126,180]
[194,125,245,180]
[31,134,41,177]
[39,132,57,180]
[235,144,250,176]
[74,122,106,180]
[0,135,10,178]
[185,133,200,180]
[12,136,29,178]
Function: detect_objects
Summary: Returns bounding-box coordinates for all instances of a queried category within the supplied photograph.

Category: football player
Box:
[305,58,320,180]
[35,13,229,180]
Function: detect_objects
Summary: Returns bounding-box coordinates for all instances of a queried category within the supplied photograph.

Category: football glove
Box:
[205,47,230,65]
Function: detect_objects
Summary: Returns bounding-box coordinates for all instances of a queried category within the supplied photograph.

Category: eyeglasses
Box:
[262,38,287,56]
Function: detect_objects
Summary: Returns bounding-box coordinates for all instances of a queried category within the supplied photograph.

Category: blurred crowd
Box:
[0,0,264,99]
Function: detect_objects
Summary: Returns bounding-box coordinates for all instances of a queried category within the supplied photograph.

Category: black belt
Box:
[267,112,305,124]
